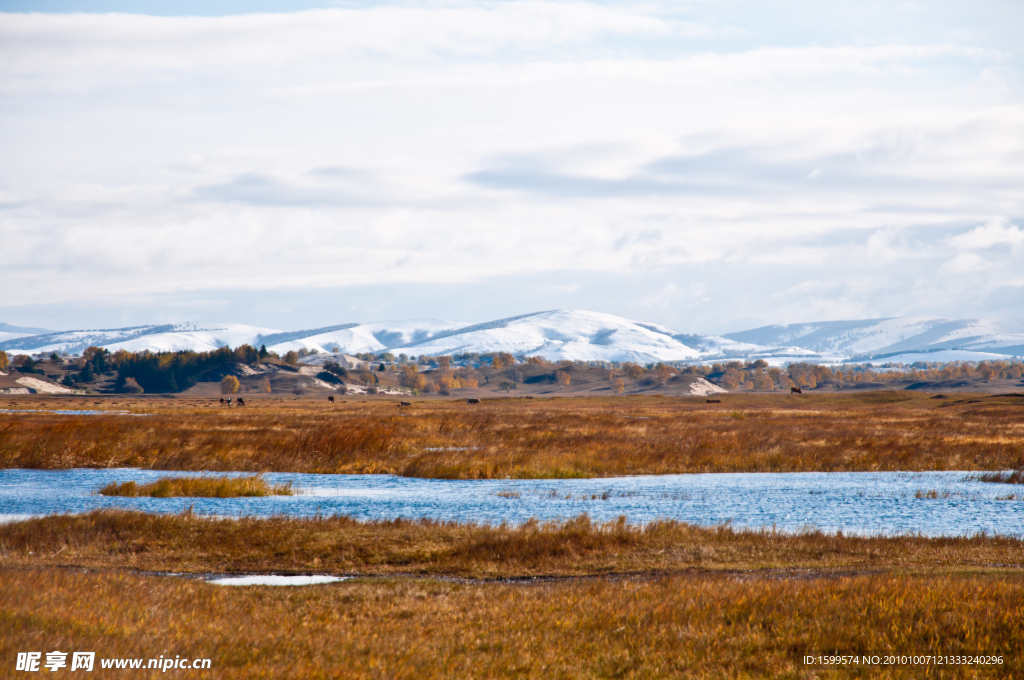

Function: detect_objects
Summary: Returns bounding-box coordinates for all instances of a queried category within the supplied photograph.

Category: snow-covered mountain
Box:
[0,325,179,355]
[267,320,465,356]
[103,324,283,354]
[1,312,1022,364]
[724,317,1024,360]
[0,322,55,345]
[394,310,708,363]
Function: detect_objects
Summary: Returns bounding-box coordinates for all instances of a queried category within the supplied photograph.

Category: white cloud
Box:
[0,1,1021,329]
[941,252,989,273]
[948,216,1024,250]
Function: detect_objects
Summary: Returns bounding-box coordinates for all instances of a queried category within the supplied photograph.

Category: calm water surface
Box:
[0,469,1021,537]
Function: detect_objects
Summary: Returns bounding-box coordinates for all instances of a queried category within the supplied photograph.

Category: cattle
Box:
[791,386,803,394]
[399,401,412,406]
[706,399,721,403]
[466,398,480,404]
[219,398,224,404]
[328,395,335,403]
[236,398,245,406]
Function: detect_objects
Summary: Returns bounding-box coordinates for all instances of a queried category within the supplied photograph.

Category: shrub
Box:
[122,377,144,394]
[556,370,571,389]
[323,362,348,378]
[220,375,240,394]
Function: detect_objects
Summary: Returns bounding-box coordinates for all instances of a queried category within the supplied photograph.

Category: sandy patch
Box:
[688,378,728,396]
[15,377,75,394]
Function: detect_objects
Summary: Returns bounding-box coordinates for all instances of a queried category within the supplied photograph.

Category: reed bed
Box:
[2,393,1023,478]
[1,567,1021,678]
[975,470,1024,484]
[3,509,1023,577]
[98,475,292,498]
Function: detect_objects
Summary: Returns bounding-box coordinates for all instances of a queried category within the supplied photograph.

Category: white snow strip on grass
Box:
[207,575,348,587]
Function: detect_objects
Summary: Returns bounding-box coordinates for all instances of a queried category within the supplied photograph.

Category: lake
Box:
[1,468,1021,537]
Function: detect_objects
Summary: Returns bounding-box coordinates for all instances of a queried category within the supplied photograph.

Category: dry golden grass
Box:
[1,567,1021,678]
[3,510,1023,578]
[976,470,1024,484]
[98,475,292,498]
[2,392,1023,478]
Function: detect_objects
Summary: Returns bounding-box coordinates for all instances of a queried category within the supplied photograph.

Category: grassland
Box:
[1,567,1021,678]
[98,475,293,498]
[3,511,1023,677]
[1,392,1023,478]
[4,509,1024,577]
[4,392,1023,676]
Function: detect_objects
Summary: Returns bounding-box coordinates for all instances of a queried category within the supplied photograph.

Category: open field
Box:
[2,392,1023,478]
[1,567,1021,678]
[3,512,1023,676]
[98,475,293,498]
[4,510,1024,577]
[4,392,1023,677]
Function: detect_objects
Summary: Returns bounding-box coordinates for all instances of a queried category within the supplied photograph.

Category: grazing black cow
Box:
[791,386,802,394]
[219,398,224,404]
[399,401,412,406]
[236,398,245,406]
[328,395,335,403]
[706,399,721,403]
[466,398,480,404]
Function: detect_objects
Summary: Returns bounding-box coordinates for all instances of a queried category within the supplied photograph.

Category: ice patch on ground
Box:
[0,514,39,524]
[207,575,347,587]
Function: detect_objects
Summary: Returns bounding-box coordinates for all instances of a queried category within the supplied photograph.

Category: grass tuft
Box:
[975,469,1024,484]
[98,475,292,498]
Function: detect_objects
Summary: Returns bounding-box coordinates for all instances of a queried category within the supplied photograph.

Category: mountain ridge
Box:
[2,311,1022,365]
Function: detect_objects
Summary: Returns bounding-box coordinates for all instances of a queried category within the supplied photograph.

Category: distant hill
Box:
[0,322,55,345]
[0,323,54,334]
[2,312,1022,364]
[723,317,1024,360]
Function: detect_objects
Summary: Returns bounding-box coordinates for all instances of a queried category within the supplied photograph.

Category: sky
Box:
[0,0,1021,335]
